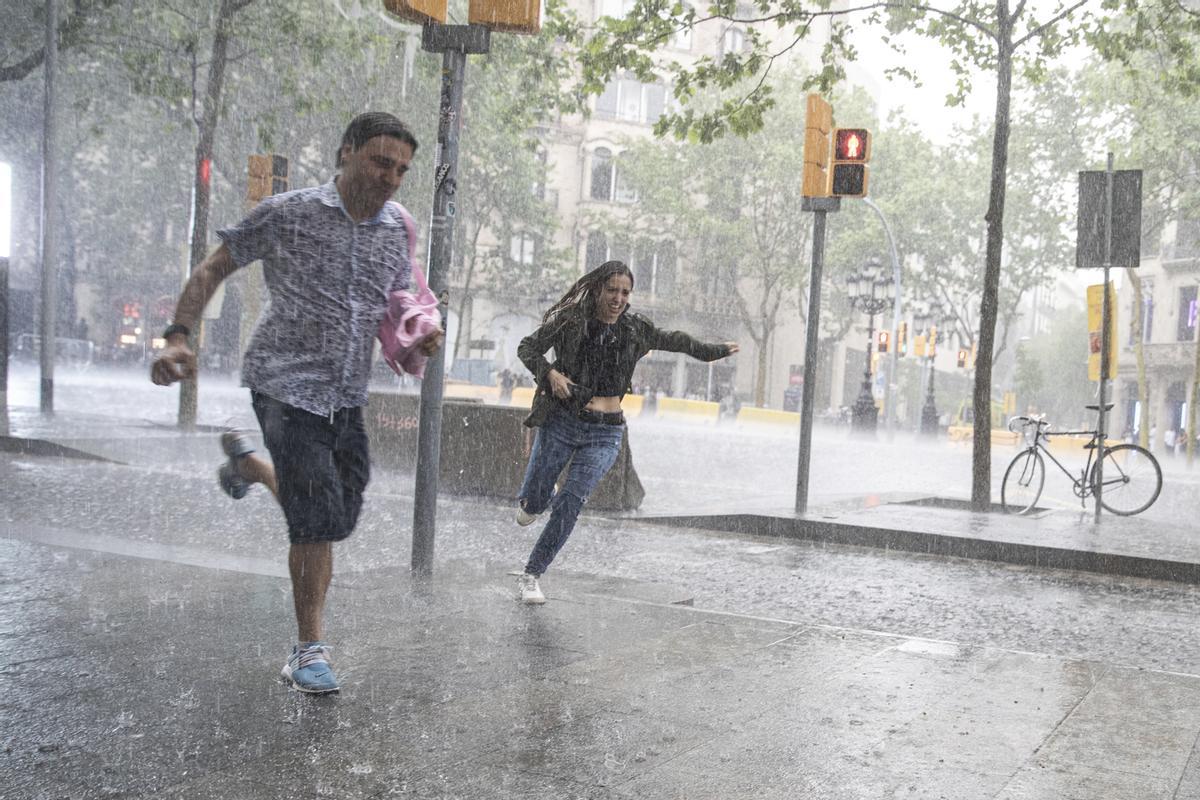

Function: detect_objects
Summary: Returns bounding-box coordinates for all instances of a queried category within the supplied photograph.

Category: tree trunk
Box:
[971,5,1014,512]
[1126,267,1150,449]
[754,329,769,406]
[1190,303,1200,468]
[178,0,240,428]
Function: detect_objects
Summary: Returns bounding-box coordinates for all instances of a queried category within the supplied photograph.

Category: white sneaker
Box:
[516,505,540,526]
[517,573,546,605]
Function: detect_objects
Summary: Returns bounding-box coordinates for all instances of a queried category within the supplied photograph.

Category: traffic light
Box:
[831,127,870,198]
[248,154,289,204]
[802,94,833,198]
[877,330,890,354]
[956,349,968,368]
[469,0,541,33]
[913,333,927,358]
[383,0,447,24]
[898,322,907,356]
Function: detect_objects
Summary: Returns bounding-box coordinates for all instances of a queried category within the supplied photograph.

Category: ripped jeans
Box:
[518,407,625,577]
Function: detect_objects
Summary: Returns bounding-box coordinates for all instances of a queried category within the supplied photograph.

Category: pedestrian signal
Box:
[831,128,870,198]
[877,330,890,354]
[956,349,968,368]
[383,0,447,24]
[248,154,289,204]
[802,95,833,198]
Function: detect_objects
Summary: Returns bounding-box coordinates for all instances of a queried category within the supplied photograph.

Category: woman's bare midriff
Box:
[585,395,623,413]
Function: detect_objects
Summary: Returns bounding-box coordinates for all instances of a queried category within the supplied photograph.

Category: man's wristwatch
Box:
[162,323,191,340]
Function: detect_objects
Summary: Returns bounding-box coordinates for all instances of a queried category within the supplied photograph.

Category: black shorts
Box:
[251,392,370,544]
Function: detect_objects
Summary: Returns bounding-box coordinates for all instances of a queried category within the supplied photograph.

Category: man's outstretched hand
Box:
[150,343,196,385]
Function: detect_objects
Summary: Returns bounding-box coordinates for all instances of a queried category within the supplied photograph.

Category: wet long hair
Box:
[542,261,635,325]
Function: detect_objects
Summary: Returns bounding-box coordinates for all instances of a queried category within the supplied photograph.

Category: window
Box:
[586,231,608,267]
[590,147,636,203]
[719,27,745,59]
[594,77,667,124]
[532,145,547,201]
[614,164,638,203]
[590,147,613,201]
[1178,285,1198,342]
[630,240,678,298]
[508,232,540,278]
[597,0,634,19]
[1130,278,1154,345]
[670,12,693,50]
[1175,218,1200,259]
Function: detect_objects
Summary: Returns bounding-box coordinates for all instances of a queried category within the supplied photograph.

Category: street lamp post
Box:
[847,257,892,434]
[913,303,945,437]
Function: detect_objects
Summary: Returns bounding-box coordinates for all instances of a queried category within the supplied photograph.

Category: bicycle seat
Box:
[1085,403,1114,411]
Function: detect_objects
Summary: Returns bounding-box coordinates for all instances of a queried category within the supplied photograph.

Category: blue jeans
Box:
[518,408,625,576]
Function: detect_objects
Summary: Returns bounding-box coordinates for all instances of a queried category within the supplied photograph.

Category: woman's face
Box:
[596,273,633,323]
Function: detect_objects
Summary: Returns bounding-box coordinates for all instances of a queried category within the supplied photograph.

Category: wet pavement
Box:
[5,367,1200,798]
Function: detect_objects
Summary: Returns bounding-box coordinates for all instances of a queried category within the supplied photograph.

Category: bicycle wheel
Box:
[1092,444,1162,516]
[1001,448,1045,515]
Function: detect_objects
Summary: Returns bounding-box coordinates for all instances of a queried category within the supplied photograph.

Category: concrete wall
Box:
[364,392,644,511]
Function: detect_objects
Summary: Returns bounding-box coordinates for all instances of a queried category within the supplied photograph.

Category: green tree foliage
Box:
[0,0,581,361]
[574,0,1200,508]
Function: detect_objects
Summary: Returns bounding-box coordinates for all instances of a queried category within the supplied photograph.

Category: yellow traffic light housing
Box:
[802,94,832,198]
[831,127,870,198]
[383,0,448,24]
[897,322,907,356]
[468,0,541,33]
[247,154,288,204]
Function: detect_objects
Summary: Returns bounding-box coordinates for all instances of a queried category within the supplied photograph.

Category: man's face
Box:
[338,134,414,212]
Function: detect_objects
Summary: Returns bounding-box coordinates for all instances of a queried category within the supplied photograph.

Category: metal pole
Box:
[863,197,901,438]
[1,256,8,433]
[412,24,488,577]
[796,211,826,513]
[39,0,59,415]
[1095,152,1114,523]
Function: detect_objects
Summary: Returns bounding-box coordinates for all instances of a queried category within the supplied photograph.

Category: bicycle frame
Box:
[1026,426,1103,500]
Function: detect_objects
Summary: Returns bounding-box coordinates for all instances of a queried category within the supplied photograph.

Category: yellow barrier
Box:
[949,425,1021,448]
[736,407,799,427]
[621,394,645,416]
[509,387,536,408]
[444,383,501,403]
[656,397,719,423]
[1044,434,1120,455]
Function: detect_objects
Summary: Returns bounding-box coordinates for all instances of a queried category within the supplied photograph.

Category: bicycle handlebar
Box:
[1007,415,1050,433]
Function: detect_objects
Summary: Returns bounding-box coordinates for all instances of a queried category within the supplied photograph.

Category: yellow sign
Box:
[913,334,927,357]
[1087,282,1118,381]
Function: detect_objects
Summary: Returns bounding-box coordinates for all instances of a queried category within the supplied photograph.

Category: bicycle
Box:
[1001,406,1162,516]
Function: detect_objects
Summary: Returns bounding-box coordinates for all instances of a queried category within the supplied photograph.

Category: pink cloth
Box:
[378,204,440,378]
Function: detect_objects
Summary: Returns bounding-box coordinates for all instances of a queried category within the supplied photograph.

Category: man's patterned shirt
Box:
[218,181,412,417]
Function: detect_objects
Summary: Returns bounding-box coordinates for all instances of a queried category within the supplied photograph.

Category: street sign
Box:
[1077,169,1142,269]
[1087,282,1118,381]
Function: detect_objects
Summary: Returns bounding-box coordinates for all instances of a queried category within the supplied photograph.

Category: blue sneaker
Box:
[217,431,255,500]
[281,643,339,694]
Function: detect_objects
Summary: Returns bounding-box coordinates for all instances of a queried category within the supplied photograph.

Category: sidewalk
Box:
[6,536,1200,800]
[4,405,1200,798]
[6,402,1198,587]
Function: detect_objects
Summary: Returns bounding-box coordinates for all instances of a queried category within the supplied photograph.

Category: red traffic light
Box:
[834,129,870,162]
